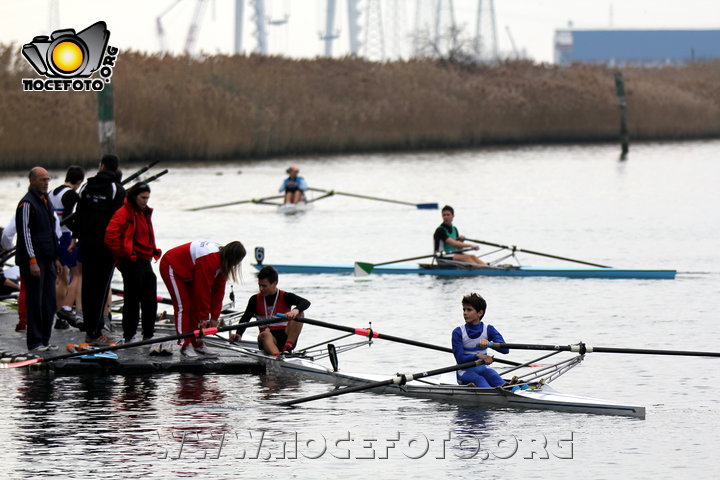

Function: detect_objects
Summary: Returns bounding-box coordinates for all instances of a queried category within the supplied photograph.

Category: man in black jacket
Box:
[15,167,61,351]
[72,155,125,346]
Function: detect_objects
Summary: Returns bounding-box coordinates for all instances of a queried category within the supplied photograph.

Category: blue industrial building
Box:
[554,29,720,66]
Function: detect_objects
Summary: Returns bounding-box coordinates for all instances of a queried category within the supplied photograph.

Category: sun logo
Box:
[51,41,85,73]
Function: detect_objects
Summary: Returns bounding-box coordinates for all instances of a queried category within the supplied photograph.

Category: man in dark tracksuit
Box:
[71,155,125,346]
[15,167,60,351]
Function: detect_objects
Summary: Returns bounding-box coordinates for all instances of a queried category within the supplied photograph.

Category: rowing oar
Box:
[278,314,520,366]
[138,168,169,184]
[490,342,720,358]
[110,288,241,315]
[307,187,438,210]
[121,160,160,185]
[354,247,475,276]
[186,194,286,211]
[465,238,610,268]
[0,317,279,370]
[279,358,487,407]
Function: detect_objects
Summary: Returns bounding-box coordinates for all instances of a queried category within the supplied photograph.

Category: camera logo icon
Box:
[22,21,109,78]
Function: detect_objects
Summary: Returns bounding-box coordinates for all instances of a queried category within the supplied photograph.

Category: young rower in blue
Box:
[451,293,509,388]
[279,165,308,204]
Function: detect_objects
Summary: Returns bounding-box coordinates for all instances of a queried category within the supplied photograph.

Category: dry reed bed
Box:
[1,44,719,168]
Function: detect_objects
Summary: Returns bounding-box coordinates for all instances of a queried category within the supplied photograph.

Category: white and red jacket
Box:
[161,241,225,322]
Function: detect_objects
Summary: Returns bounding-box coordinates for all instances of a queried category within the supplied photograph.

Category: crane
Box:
[156,0,210,54]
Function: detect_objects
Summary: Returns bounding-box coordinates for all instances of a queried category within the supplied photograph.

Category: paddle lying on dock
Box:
[277,314,521,366]
[279,358,487,406]
[354,247,475,276]
[465,238,610,268]
[0,317,278,370]
[490,342,720,358]
[186,194,286,211]
[307,187,438,209]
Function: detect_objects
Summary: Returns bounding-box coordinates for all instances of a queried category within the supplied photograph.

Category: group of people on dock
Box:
[3,156,509,387]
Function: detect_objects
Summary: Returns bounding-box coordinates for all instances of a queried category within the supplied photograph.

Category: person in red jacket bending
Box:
[160,240,246,358]
[105,182,162,343]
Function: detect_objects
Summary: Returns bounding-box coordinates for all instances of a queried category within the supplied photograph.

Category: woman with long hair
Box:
[159,240,246,358]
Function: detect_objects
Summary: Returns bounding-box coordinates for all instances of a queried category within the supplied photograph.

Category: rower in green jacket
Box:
[433,205,486,265]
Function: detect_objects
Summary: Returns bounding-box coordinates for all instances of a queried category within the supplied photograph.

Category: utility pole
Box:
[250,0,268,54]
[347,0,361,55]
[363,0,385,61]
[234,0,244,54]
[320,0,340,57]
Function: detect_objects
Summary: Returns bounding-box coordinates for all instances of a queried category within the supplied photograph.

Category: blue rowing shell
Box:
[253,263,676,279]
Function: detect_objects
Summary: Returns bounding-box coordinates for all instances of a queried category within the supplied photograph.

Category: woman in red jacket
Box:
[160,240,246,358]
[105,182,162,343]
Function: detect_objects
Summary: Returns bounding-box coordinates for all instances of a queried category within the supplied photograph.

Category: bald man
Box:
[15,167,61,352]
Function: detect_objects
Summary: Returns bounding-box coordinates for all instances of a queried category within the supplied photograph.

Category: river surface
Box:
[0,141,719,479]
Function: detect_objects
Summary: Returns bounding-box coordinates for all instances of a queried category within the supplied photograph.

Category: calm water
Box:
[1,141,719,479]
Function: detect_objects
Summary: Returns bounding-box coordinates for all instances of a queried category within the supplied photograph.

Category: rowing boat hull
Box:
[227,344,645,418]
[277,201,312,215]
[253,263,676,279]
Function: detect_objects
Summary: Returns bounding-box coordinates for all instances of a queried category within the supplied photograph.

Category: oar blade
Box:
[416,203,438,210]
[353,262,373,276]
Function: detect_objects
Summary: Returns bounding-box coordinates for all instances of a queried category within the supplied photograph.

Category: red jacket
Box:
[105,198,161,265]
[160,241,225,322]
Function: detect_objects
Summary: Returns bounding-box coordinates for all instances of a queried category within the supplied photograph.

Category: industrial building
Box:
[554,29,720,66]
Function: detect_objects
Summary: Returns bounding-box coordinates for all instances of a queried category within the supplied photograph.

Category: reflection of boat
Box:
[277,201,313,215]
[205,338,646,418]
[253,261,676,279]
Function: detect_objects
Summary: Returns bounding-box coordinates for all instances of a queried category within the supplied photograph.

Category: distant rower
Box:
[279,165,308,204]
[433,205,485,265]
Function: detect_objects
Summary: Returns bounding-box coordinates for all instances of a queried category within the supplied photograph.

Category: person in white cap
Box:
[279,165,308,204]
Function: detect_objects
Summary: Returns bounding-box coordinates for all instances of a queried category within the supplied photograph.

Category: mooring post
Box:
[614,71,629,160]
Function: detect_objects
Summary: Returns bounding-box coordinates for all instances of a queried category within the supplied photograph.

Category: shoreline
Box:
[1,46,719,168]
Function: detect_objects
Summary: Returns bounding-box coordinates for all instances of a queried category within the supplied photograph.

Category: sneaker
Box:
[181,343,199,358]
[43,344,59,351]
[148,343,163,356]
[15,323,26,332]
[194,344,219,358]
[57,308,80,328]
[86,334,117,347]
[54,317,70,330]
[30,345,47,353]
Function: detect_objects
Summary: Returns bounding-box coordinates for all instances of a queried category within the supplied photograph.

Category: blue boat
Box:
[252,262,676,279]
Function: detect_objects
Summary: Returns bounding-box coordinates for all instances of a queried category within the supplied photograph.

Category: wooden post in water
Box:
[97,84,116,155]
[614,72,629,160]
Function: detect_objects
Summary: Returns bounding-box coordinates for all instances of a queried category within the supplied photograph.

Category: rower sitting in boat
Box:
[434,205,486,265]
[452,293,509,388]
[230,265,311,355]
[279,165,308,205]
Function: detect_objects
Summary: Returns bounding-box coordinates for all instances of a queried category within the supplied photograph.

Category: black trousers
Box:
[80,241,115,339]
[119,258,157,342]
[19,259,56,349]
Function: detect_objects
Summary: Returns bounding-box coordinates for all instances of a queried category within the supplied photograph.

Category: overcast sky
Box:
[2,0,719,63]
